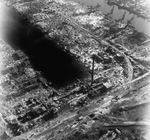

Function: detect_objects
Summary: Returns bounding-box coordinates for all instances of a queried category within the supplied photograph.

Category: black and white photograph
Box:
[0,0,150,139]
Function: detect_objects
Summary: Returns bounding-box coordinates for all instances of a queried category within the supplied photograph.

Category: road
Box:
[32,69,150,139]
[53,7,150,73]
[9,2,150,139]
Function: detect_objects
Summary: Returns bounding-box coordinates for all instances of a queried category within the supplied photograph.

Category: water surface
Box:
[68,0,150,36]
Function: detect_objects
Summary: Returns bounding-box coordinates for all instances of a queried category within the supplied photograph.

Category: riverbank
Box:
[67,0,150,36]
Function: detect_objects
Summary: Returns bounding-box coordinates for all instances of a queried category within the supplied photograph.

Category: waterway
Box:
[68,0,150,36]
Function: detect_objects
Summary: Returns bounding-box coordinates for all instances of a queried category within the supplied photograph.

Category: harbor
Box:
[68,0,150,36]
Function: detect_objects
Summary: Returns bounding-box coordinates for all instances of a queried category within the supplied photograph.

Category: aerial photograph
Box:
[0,0,150,139]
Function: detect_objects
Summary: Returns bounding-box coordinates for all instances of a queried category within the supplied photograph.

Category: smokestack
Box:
[91,54,95,85]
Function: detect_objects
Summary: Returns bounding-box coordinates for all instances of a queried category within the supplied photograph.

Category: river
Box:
[67,0,150,36]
